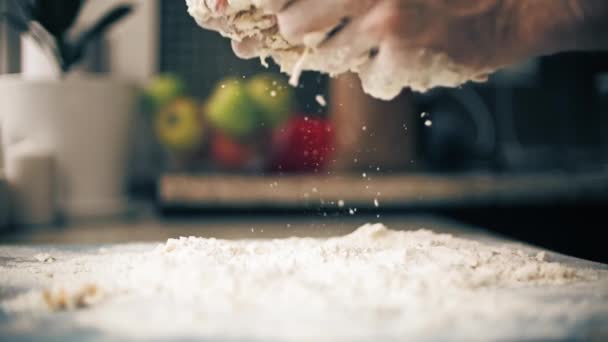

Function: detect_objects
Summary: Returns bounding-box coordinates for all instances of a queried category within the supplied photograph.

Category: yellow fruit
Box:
[155,98,204,152]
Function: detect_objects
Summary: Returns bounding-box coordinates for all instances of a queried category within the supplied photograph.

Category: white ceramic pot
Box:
[0,74,137,219]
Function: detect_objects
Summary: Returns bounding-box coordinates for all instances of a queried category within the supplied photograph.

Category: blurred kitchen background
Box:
[1,0,607,262]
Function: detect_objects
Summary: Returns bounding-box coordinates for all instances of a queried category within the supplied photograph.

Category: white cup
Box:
[4,142,55,226]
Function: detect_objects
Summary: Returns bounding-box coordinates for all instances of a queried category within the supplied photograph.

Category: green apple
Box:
[206,77,259,138]
[155,98,204,152]
[246,74,294,128]
[143,74,185,112]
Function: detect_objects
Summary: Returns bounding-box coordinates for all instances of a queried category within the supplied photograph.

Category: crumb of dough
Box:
[34,253,55,263]
[315,94,327,107]
[43,284,103,311]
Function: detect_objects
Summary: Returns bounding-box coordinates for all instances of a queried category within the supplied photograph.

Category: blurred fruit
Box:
[143,74,185,112]
[246,74,293,128]
[206,77,259,138]
[211,132,255,170]
[269,116,334,173]
[155,98,204,152]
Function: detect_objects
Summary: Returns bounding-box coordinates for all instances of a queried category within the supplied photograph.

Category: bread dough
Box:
[186,0,496,99]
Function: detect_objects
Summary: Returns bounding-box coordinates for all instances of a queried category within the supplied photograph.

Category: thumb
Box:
[231,37,264,59]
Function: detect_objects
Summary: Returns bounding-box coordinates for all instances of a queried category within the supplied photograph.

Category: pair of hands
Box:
[225,0,586,72]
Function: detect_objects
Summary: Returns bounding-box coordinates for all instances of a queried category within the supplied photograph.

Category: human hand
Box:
[190,0,607,97]
[239,0,558,70]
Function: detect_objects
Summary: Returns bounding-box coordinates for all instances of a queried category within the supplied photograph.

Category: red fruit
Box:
[269,116,334,173]
[211,133,254,169]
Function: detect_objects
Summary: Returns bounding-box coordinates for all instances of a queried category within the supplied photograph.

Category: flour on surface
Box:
[33,253,55,263]
[185,0,496,99]
[1,224,607,340]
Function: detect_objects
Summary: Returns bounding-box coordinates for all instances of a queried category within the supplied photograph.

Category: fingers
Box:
[356,39,408,99]
[425,0,497,16]
[252,0,295,13]
[311,0,408,73]
[231,37,264,59]
[362,0,433,46]
[313,17,381,73]
[276,0,375,45]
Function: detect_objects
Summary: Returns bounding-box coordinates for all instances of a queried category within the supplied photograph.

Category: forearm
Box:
[518,0,608,56]
[566,0,608,50]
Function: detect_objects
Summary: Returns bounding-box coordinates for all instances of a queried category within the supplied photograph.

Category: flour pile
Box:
[185,0,495,99]
[1,224,607,341]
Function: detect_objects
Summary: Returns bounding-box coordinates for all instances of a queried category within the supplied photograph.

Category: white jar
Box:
[4,143,55,225]
[0,74,137,219]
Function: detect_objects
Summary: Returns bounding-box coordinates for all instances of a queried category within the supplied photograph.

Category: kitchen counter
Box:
[0,174,8,229]
[1,215,607,341]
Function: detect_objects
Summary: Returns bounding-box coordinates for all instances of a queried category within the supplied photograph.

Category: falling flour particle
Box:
[337,200,345,208]
[425,120,433,127]
[315,95,327,107]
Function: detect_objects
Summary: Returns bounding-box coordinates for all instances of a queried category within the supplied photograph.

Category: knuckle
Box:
[366,0,401,36]
[277,15,303,43]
